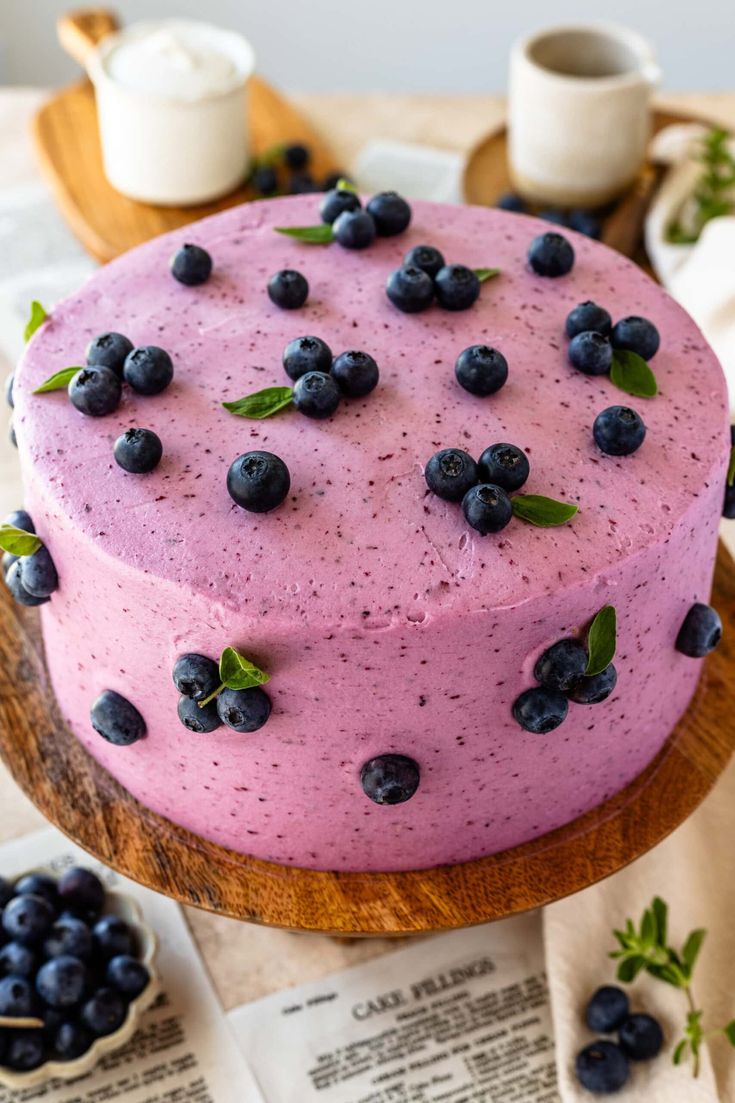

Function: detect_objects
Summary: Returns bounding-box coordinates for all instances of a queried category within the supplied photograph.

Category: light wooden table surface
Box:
[1,88,734,1010]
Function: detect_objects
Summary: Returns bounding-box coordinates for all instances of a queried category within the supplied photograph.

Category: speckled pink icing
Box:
[13,197,729,871]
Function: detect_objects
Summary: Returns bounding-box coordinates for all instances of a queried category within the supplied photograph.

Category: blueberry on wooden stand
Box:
[283,335,333,380]
[331,350,379,397]
[404,244,445,279]
[534,639,588,693]
[568,331,613,376]
[90,690,146,746]
[527,231,575,277]
[611,315,660,360]
[86,332,133,377]
[585,985,630,1032]
[227,450,291,513]
[320,187,361,224]
[593,406,646,456]
[68,366,122,416]
[172,653,220,702]
[360,754,420,805]
[462,484,513,534]
[114,428,163,473]
[565,301,612,339]
[512,687,569,733]
[216,687,272,732]
[676,602,722,657]
[366,191,412,236]
[455,345,508,396]
[123,346,174,395]
[424,448,478,502]
[575,1040,630,1093]
[170,243,213,286]
[177,695,222,733]
[386,265,435,313]
[434,264,480,310]
[293,371,341,418]
[268,269,309,309]
[477,443,529,492]
[333,209,376,249]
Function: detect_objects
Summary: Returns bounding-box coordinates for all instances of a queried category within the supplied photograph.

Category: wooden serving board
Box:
[32,9,336,264]
[1,544,734,936]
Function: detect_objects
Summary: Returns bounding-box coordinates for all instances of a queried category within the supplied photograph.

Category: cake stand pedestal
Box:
[1,543,734,937]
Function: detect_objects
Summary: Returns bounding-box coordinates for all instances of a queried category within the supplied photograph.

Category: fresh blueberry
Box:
[322,170,350,191]
[68,366,122,416]
[366,191,412,236]
[287,172,316,194]
[2,892,55,944]
[123,346,174,395]
[283,336,333,381]
[5,371,14,409]
[85,332,133,377]
[618,1014,664,1060]
[462,484,513,535]
[2,551,18,576]
[360,754,420,805]
[57,868,105,919]
[565,301,612,339]
[331,350,379,397]
[585,986,630,1033]
[320,188,361,224]
[385,265,435,313]
[14,873,58,908]
[4,1029,46,1071]
[477,443,529,492]
[92,916,134,960]
[4,509,34,533]
[333,209,376,249]
[18,546,58,597]
[569,209,602,238]
[0,877,12,906]
[455,345,508,396]
[80,987,127,1037]
[172,653,220,702]
[569,331,613,376]
[512,687,568,733]
[539,208,569,227]
[611,316,660,360]
[293,371,341,419]
[725,479,735,520]
[434,264,481,311]
[534,639,589,692]
[575,1040,630,1093]
[568,664,618,704]
[527,231,575,277]
[106,955,150,999]
[593,406,646,456]
[114,428,163,474]
[227,451,291,513]
[496,193,526,212]
[53,1021,92,1060]
[252,165,278,195]
[216,687,271,733]
[43,916,93,961]
[177,694,222,733]
[284,143,310,171]
[0,975,34,1015]
[36,955,87,1008]
[676,602,722,658]
[403,244,445,279]
[90,690,146,746]
[170,243,212,286]
[267,269,309,310]
[4,561,50,606]
[424,448,478,502]
[0,942,36,977]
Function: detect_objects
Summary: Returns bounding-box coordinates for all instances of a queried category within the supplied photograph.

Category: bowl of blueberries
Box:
[0,864,159,1086]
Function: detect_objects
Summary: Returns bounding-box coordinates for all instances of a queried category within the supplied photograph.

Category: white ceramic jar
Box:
[87,20,256,206]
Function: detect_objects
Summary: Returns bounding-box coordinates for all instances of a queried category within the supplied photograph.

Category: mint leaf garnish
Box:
[274,224,335,244]
[336,177,357,193]
[24,301,48,343]
[585,604,617,676]
[511,495,578,527]
[727,445,735,487]
[474,267,501,282]
[0,524,42,557]
[610,349,658,398]
[33,366,81,394]
[198,647,270,708]
[724,1020,735,1047]
[222,386,294,419]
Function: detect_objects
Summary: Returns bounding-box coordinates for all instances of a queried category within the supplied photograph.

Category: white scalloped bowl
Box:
[0,889,160,1088]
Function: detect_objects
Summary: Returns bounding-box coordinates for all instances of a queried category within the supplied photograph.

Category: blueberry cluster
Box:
[387,245,482,313]
[284,336,379,418]
[320,188,412,248]
[71,334,174,423]
[513,635,617,734]
[173,653,271,734]
[496,192,602,239]
[250,142,340,197]
[576,986,663,1094]
[0,866,150,1073]
[2,509,58,607]
[424,441,529,535]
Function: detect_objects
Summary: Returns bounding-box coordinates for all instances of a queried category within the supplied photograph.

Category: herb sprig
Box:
[667,128,735,245]
[198,647,269,709]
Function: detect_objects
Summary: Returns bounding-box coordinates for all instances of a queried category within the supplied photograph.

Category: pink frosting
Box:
[13,198,729,871]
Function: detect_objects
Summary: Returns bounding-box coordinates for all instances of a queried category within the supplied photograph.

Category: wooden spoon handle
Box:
[58,7,120,68]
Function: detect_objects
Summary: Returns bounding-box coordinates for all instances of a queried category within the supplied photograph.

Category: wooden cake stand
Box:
[1,545,734,936]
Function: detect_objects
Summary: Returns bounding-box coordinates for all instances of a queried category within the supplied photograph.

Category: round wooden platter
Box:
[1,544,734,937]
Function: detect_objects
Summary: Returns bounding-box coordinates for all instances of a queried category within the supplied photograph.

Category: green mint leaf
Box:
[617,955,646,983]
[33,366,81,394]
[610,349,658,398]
[219,647,270,691]
[586,604,617,677]
[727,446,735,487]
[222,387,294,419]
[0,524,42,557]
[24,300,48,343]
[336,177,357,192]
[681,928,707,974]
[646,962,685,987]
[652,896,668,948]
[723,1020,735,1046]
[511,495,578,527]
[274,224,334,244]
[672,1039,688,1065]
[474,267,501,283]
[640,907,657,948]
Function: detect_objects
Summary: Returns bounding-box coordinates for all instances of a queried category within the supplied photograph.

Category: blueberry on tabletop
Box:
[565,301,612,339]
[462,484,513,535]
[114,428,163,474]
[611,315,660,360]
[568,664,617,704]
[57,868,105,919]
[360,754,420,805]
[618,1013,664,1060]
[4,509,34,533]
[0,975,34,1016]
[569,209,602,238]
[386,265,435,313]
[585,985,630,1033]
[5,371,14,409]
[287,172,317,194]
[403,244,445,279]
[43,916,93,961]
[331,350,379,397]
[267,269,309,310]
[14,873,58,908]
[333,209,376,249]
[227,450,291,513]
[252,165,278,195]
[455,345,508,396]
[18,546,58,598]
[496,193,526,212]
[676,602,722,658]
[527,231,575,277]
[539,208,569,227]
[85,332,133,377]
[170,243,213,286]
[283,143,310,171]
[534,639,589,692]
[80,987,127,1037]
[172,653,220,702]
[575,1040,630,1094]
[512,687,568,733]
[320,187,361,224]
[477,443,529,492]
[3,1029,46,1071]
[106,955,150,999]
[4,561,50,607]
[90,690,146,747]
[434,264,481,311]
[593,406,646,456]
[53,1021,92,1061]
[2,551,18,576]
[92,916,134,960]
[366,191,412,236]
[123,346,174,395]
[177,694,222,733]
[36,955,87,1009]
[293,371,341,419]
[68,366,122,417]
[568,331,613,376]
[283,335,333,380]
[0,941,36,977]
[424,448,478,502]
[216,687,272,733]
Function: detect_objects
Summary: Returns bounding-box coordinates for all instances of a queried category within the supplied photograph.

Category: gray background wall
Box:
[0,0,732,92]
